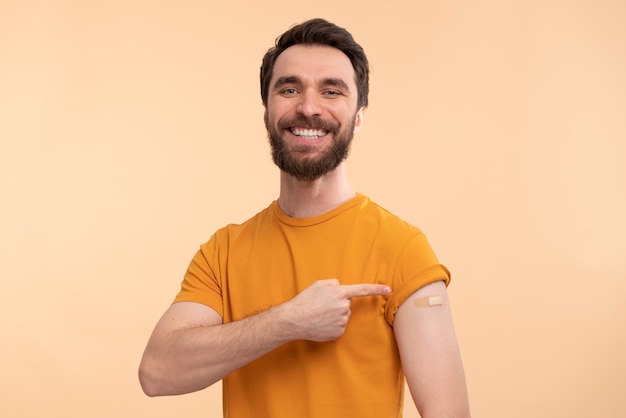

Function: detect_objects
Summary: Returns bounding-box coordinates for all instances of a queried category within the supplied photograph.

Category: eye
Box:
[280,88,299,96]
[323,90,342,97]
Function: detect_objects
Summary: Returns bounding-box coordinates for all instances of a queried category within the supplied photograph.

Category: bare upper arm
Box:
[393,280,457,363]
[393,280,470,416]
[139,302,225,395]
[151,302,223,336]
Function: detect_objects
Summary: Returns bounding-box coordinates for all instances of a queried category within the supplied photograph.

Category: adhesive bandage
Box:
[412,294,448,308]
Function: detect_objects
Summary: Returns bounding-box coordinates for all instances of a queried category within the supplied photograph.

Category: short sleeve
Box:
[384,233,450,325]
[173,234,224,317]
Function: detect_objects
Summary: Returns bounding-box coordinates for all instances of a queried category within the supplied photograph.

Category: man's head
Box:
[260,18,369,110]
[261,19,369,181]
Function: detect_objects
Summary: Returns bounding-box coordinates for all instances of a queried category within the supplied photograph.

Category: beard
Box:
[267,114,356,181]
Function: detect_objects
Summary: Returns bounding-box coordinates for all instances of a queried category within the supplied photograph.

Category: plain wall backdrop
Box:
[1,0,625,417]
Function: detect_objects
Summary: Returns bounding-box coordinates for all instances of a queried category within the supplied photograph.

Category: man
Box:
[139,18,470,418]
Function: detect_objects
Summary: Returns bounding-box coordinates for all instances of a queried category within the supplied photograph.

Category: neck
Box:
[278,163,357,218]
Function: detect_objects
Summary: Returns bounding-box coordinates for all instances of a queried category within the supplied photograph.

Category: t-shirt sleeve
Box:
[173,234,224,317]
[384,232,450,326]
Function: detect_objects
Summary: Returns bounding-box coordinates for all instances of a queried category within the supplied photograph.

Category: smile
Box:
[290,127,328,139]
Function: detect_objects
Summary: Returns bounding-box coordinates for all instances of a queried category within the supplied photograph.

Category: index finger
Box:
[341,283,392,298]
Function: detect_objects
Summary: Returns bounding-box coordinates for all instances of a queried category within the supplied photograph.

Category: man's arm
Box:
[138,300,291,396]
[393,280,471,418]
[138,279,391,396]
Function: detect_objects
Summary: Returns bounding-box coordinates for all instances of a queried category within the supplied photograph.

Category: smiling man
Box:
[266,44,362,184]
[139,18,470,418]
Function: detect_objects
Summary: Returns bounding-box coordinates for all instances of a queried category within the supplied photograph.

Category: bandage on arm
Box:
[412,294,448,308]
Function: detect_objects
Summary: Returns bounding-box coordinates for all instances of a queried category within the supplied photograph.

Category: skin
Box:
[264,44,364,217]
[139,44,470,417]
[395,280,471,417]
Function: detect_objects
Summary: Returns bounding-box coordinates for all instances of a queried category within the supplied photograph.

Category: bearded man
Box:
[139,18,471,418]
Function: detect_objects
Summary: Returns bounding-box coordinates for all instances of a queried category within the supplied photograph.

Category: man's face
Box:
[265,44,364,181]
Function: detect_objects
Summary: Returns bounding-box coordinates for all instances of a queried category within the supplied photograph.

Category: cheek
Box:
[265,102,290,126]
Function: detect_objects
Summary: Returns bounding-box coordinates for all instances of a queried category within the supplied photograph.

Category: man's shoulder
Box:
[360,197,423,235]
[213,201,277,238]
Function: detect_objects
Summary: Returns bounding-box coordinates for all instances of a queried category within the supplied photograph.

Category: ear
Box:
[353,106,366,133]
[263,108,269,130]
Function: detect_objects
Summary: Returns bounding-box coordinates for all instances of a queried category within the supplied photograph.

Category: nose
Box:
[296,90,322,117]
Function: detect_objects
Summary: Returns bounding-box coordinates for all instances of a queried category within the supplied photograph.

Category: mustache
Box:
[277,116,340,134]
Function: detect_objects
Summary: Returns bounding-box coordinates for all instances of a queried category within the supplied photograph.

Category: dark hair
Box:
[260,18,369,109]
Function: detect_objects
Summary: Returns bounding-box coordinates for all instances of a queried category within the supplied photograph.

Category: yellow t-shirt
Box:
[175,194,450,418]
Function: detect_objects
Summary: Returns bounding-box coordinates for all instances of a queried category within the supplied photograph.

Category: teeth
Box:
[291,128,327,139]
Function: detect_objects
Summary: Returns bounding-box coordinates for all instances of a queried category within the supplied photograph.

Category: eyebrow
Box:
[322,78,350,91]
[272,76,351,92]
[273,76,300,89]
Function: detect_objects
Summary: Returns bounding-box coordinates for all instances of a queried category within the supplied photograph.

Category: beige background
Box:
[1,0,625,417]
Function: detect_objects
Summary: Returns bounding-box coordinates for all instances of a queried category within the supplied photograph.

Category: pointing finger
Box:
[341,283,391,298]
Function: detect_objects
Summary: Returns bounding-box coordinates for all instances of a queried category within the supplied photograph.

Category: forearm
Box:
[139,279,388,396]
[139,303,293,396]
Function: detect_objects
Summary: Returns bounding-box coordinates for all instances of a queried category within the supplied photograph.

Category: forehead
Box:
[271,44,357,88]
